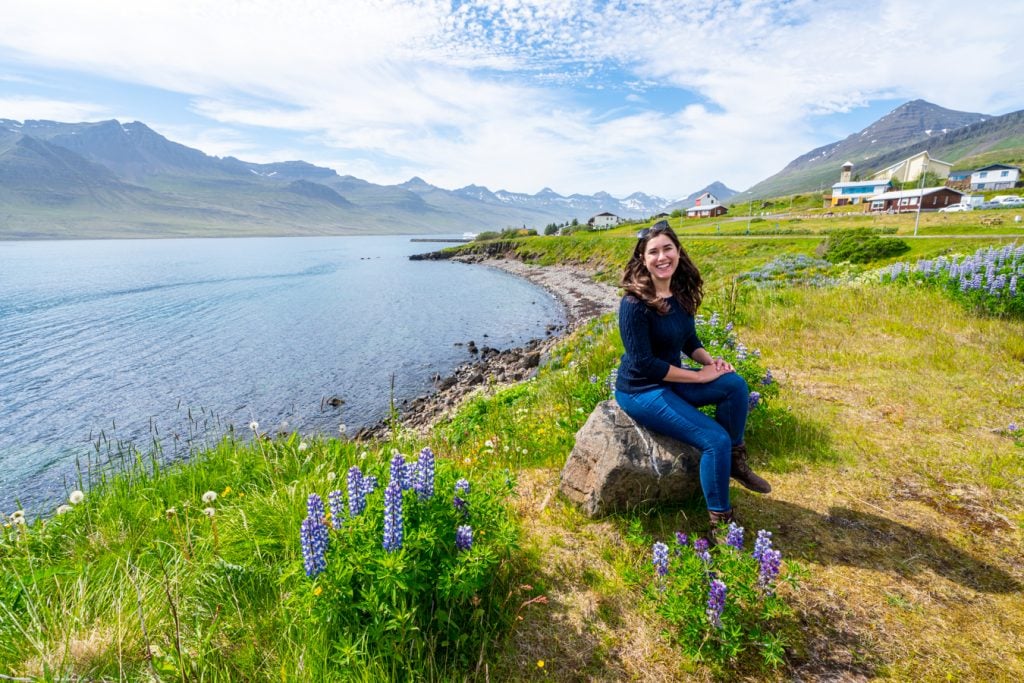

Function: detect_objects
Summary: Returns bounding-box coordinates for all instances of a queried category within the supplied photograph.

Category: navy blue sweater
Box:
[615,294,704,393]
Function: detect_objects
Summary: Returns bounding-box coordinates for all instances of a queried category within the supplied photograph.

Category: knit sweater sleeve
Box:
[619,296,670,380]
[682,327,704,358]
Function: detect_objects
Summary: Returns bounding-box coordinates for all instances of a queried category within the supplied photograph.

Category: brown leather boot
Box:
[730,443,772,494]
[708,508,735,546]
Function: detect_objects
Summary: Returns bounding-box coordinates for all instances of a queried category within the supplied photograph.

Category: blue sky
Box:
[1,0,1022,199]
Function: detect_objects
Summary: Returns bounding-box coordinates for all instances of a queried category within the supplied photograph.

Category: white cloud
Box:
[1,0,1022,197]
[0,96,109,122]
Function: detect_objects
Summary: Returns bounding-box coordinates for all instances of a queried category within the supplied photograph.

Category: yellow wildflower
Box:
[221,486,232,497]
[313,586,323,596]
[537,660,544,669]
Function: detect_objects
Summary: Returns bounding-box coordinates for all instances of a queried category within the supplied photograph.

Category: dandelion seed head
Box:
[69,490,85,505]
[298,442,308,452]
[202,491,217,504]
[203,507,216,517]
[249,421,259,432]
[56,505,73,515]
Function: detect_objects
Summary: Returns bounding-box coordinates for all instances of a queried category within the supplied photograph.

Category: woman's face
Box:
[643,234,679,283]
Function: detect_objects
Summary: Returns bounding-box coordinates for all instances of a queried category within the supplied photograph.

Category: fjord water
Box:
[0,235,564,514]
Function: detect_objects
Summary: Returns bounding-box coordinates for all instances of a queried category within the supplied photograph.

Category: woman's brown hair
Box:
[621,221,703,315]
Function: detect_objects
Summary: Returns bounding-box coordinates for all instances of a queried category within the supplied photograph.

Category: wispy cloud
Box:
[0,96,109,122]
[1,1,1022,197]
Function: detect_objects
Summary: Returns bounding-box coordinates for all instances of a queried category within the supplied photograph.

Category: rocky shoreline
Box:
[357,250,619,438]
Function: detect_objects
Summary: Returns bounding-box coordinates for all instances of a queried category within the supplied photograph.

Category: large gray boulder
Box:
[560,400,703,517]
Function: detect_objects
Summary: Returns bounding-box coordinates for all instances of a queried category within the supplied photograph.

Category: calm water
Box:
[0,235,564,514]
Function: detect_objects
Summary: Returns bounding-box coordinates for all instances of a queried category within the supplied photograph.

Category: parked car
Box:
[998,196,1024,206]
[976,201,1003,210]
[938,202,972,212]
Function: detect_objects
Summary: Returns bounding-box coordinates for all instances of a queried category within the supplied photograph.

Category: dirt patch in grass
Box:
[489,468,687,682]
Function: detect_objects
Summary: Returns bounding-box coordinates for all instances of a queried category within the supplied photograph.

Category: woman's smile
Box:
[644,234,679,282]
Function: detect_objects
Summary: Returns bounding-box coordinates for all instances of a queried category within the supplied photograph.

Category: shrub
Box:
[294,450,519,676]
[821,228,910,264]
[646,527,801,671]
[881,242,1024,318]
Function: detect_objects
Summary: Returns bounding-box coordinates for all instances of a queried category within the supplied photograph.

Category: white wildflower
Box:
[165,508,177,518]
[298,442,308,452]
[338,423,347,436]
[202,491,217,504]
[249,420,259,432]
[69,490,85,505]
[326,471,336,482]
[484,440,494,449]
[203,507,216,518]
[56,505,73,515]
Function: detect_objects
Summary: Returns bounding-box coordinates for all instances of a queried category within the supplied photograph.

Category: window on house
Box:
[1001,171,1009,177]
[979,171,988,178]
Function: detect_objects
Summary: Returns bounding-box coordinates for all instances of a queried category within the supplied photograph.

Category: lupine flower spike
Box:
[382,481,404,552]
[652,542,669,577]
[455,525,473,551]
[327,490,345,530]
[347,466,366,517]
[693,537,711,564]
[725,522,744,550]
[706,579,727,628]
[415,447,435,499]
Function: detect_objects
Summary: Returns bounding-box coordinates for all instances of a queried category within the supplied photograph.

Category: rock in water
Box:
[560,400,702,517]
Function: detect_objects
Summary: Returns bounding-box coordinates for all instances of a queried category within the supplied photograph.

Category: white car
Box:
[998,196,1024,206]
[938,202,972,212]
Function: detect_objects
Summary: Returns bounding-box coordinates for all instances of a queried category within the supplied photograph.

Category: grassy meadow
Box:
[2,214,1023,681]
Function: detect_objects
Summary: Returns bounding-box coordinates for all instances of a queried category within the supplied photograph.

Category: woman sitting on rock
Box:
[613,220,770,533]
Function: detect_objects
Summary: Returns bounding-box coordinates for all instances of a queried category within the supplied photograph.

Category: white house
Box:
[588,212,621,229]
[970,164,1020,191]
[685,192,728,218]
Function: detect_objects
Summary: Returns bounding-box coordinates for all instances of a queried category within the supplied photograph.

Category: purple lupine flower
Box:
[693,537,711,563]
[753,529,773,562]
[589,374,599,384]
[748,391,761,410]
[382,480,403,552]
[652,542,669,577]
[709,312,720,327]
[362,474,378,497]
[300,515,328,578]
[455,478,471,495]
[762,369,774,386]
[736,342,748,361]
[725,522,744,550]
[347,466,366,517]
[1008,422,1018,433]
[390,452,411,491]
[453,495,468,517]
[455,524,473,551]
[759,548,783,592]
[675,531,689,546]
[307,493,326,523]
[327,490,345,530]
[414,447,435,499]
[706,579,727,628]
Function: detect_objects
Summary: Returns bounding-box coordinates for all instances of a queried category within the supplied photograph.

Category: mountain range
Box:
[2,98,1023,239]
[0,119,684,239]
[743,100,1024,199]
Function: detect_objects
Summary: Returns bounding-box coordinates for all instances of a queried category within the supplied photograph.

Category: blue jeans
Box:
[614,372,749,512]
